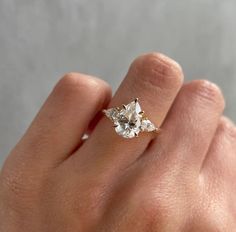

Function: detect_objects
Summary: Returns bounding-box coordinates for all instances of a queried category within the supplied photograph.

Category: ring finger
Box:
[71,53,184,173]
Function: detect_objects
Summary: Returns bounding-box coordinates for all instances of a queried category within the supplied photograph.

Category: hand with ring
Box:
[0,53,235,231]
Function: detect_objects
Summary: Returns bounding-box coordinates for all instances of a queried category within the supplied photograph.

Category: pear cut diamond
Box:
[141,119,157,132]
[103,99,158,138]
[103,108,120,121]
[114,100,142,138]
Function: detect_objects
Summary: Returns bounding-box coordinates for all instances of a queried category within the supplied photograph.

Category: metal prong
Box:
[134,98,138,103]
[122,104,127,109]
[139,111,144,115]
[113,124,118,128]
[134,132,139,137]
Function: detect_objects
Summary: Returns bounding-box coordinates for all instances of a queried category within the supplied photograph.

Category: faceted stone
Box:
[103,108,120,121]
[104,99,157,138]
[114,100,142,138]
[141,119,157,132]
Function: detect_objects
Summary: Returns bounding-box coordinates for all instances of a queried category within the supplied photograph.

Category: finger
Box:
[200,117,236,218]
[8,73,111,167]
[145,80,225,174]
[73,53,183,172]
[201,116,236,179]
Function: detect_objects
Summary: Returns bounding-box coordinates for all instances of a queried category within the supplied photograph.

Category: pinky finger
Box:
[201,116,236,182]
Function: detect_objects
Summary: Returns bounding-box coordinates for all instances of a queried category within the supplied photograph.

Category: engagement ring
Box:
[103,98,159,139]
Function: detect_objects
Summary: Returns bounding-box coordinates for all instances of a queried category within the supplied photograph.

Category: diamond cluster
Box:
[103,99,157,138]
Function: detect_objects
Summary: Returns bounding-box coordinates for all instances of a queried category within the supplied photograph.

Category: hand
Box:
[0,53,235,232]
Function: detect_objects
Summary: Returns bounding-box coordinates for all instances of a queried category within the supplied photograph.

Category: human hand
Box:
[0,53,235,231]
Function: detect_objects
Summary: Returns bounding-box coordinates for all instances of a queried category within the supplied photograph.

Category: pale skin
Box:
[0,53,236,232]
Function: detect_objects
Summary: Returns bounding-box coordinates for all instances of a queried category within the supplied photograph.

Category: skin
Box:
[0,52,236,232]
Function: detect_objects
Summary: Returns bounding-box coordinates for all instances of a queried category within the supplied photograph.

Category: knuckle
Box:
[195,208,230,231]
[0,155,47,204]
[129,52,183,90]
[1,169,23,196]
[54,73,111,102]
[219,116,236,139]
[184,80,225,109]
[133,186,182,228]
[55,177,105,225]
[57,72,84,92]
[139,197,168,221]
[135,195,182,231]
[1,166,35,203]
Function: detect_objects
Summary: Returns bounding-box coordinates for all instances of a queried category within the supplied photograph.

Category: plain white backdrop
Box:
[0,0,236,165]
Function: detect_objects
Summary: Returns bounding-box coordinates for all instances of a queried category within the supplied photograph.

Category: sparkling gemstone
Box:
[141,119,157,132]
[103,108,120,121]
[114,100,142,138]
[104,99,158,138]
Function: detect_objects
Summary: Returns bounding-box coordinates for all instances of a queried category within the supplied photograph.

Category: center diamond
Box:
[114,100,142,138]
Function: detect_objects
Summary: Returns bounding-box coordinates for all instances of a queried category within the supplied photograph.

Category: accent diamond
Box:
[103,108,120,121]
[141,119,157,132]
